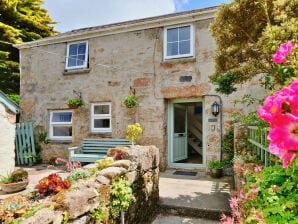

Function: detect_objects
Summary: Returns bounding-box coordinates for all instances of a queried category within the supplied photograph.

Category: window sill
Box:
[161,57,196,65]
[90,132,112,135]
[63,68,90,75]
[48,139,72,143]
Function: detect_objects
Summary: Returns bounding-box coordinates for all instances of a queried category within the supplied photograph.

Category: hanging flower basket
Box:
[66,98,84,109]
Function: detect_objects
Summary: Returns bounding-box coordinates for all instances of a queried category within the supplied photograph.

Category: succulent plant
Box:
[11,169,29,182]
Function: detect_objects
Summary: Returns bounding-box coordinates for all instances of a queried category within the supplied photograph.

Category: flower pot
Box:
[0,180,29,193]
[68,104,79,109]
[210,168,223,178]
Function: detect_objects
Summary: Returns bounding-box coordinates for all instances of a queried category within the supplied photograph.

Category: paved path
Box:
[152,169,232,223]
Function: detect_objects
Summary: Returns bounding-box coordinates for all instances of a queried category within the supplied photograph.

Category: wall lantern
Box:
[211,101,220,116]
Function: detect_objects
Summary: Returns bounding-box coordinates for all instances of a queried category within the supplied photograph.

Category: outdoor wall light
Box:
[211,101,220,116]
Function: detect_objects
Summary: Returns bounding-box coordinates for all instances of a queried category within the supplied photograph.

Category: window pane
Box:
[78,43,86,54]
[52,112,72,122]
[69,44,78,56]
[167,42,178,56]
[94,119,110,128]
[167,28,178,42]
[53,126,72,136]
[94,105,110,114]
[179,26,190,41]
[68,58,76,67]
[77,54,85,65]
[179,40,190,55]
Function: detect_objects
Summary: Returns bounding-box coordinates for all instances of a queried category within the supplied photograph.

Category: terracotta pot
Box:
[210,168,223,178]
[0,180,29,193]
[68,104,79,109]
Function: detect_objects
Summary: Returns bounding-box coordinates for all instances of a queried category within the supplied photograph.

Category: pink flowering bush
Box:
[258,41,298,168]
[221,165,297,224]
[272,41,293,64]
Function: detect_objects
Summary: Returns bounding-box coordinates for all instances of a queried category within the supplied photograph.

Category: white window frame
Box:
[66,41,88,69]
[49,110,73,141]
[163,24,194,60]
[91,103,112,133]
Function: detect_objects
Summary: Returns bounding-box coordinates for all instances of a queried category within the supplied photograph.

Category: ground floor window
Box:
[91,103,112,133]
[49,110,72,141]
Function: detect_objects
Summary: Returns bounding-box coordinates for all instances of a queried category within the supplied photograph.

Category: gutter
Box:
[203,94,223,161]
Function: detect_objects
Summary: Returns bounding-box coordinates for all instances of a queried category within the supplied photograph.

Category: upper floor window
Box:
[164,25,194,60]
[49,110,72,141]
[91,103,112,133]
[66,41,88,69]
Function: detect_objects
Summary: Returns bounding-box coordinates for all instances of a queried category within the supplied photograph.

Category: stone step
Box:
[157,203,229,221]
[156,170,232,222]
[152,214,219,224]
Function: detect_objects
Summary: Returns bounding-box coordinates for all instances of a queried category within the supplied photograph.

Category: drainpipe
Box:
[203,94,223,161]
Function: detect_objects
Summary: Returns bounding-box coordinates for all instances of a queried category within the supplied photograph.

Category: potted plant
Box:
[0,169,29,193]
[66,98,84,109]
[123,95,138,109]
[208,160,224,178]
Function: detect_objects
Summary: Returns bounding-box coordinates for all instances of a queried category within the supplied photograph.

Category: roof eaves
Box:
[14,7,217,49]
[0,91,19,114]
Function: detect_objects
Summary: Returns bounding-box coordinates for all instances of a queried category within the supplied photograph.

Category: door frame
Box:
[167,98,206,169]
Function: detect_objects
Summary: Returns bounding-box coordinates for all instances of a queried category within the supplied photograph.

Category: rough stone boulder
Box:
[65,188,99,219]
[20,208,63,224]
[98,166,127,180]
[108,145,159,171]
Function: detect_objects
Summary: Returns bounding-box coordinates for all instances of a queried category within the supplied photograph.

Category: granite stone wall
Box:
[11,145,159,224]
[19,16,266,171]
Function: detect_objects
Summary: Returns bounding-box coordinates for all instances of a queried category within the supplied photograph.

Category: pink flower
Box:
[273,41,293,64]
[258,95,284,123]
[268,114,298,151]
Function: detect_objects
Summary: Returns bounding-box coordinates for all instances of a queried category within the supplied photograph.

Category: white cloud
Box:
[43,0,176,32]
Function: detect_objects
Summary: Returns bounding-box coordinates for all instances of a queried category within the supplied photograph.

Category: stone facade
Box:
[0,94,18,177]
[16,8,265,171]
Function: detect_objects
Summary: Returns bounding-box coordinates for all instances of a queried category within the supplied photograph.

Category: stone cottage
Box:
[0,91,19,176]
[15,7,264,171]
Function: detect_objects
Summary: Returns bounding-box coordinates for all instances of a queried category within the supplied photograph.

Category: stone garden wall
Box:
[1,145,159,224]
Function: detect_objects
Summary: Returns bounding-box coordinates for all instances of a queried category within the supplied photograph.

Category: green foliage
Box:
[0,171,13,184]
[123,95,138,108]
[95,157,114,170]
[89,203,109,223]
[110,176,136,218]
[208,160,224,169]
[62,211,69,224]
[38,132,49,144]
[7,94,19,104]
[243,165,298,223]
[0,169,28,183]
[210,0,298,94]
[232,112,269,129]
[67,168,91,182]
[212,72,240,95]
[67,98,84,107]
[0,0,57,96]
[222,129,234,166]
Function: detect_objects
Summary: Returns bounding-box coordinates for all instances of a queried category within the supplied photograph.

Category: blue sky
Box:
[44,0,231,32]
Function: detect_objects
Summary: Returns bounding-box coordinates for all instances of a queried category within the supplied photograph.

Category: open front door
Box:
[173,104,187,162]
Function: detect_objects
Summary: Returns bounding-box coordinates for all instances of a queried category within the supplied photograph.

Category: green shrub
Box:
[95,157,114,170]
[67,168,91,182]
[208,160,224,169]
